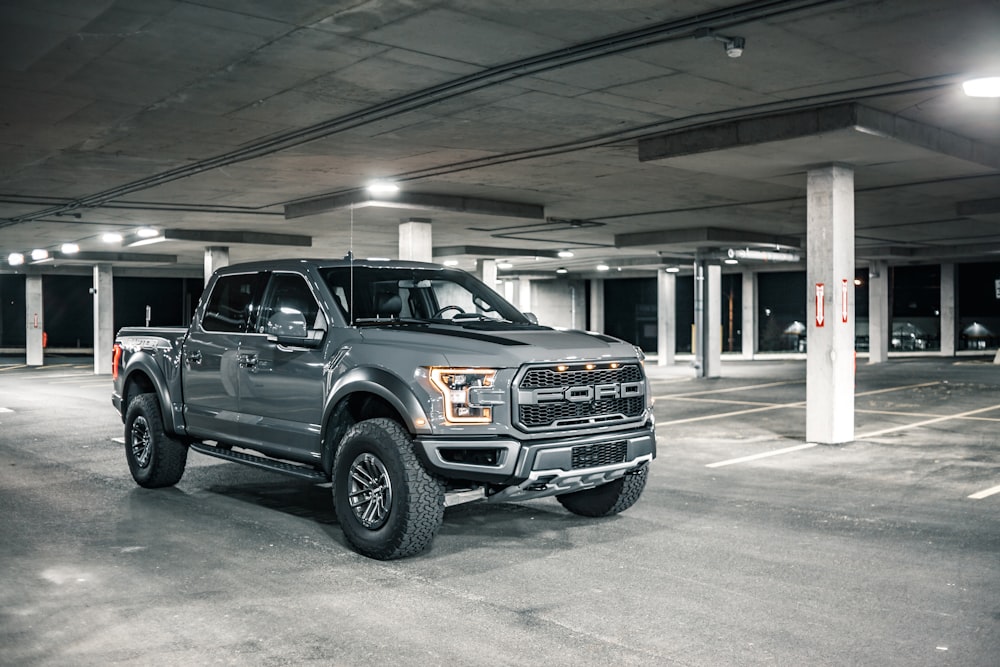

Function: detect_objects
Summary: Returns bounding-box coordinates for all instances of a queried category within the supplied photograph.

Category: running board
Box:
[190,442,327,482]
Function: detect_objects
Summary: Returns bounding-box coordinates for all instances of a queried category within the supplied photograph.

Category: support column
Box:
[741,268,756,359]
[806,164,855,444]
[399,218,432,262]
[589,279,605,333]
[868,260,889,364]
[204,246,229,286]
[519,278,532,317]
[25,275,44,366]
[93,265,114,375]
[694,259,721,378]
[940,263,956,356]
[476,259,498,294]
[656,270,676,366]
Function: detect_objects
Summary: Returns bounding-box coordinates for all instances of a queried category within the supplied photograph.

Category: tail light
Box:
[112,343,122,380]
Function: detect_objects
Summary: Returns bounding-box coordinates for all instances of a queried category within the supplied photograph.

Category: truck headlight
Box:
[429,368,501,424]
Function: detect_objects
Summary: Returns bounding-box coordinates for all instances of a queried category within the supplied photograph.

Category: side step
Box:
[190,442,328,482]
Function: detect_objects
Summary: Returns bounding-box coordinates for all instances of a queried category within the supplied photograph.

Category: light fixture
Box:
[962,77,1000,97]
[557,250,574,258]
[8,252,25,266]
[556,267,568,274]
[666,267,680,273]
[443,259,459,266]
[497,261,513,270]
[596,263,610,271]
[102,232,123,243]
[366,180,400,196]
[30,249,49,261]
[61,243,80,254]
[135,227,159,238]
[366,257,390,262]
[724,258,739,265]
[694,27,746,58]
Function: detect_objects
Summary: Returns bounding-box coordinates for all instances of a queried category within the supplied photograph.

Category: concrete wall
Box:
[531,279,586,329]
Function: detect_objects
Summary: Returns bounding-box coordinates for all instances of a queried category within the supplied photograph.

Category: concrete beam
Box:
[286,191,545,220]
[434,246,561,259]
[616,226,798,249]
[956,197,1000,217]
[639,103,1000,170]
[162,229,312,246]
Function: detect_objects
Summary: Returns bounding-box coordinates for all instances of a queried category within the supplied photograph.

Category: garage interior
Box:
[1,1,998,664]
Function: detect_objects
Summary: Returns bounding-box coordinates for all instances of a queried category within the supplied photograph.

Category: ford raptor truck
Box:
[112,258,656,559]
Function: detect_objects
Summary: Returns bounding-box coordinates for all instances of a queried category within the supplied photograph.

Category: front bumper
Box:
[415,424,656,498]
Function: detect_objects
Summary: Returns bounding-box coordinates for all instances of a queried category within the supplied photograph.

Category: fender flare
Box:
[122,351,184,436]
[322,366,431,437]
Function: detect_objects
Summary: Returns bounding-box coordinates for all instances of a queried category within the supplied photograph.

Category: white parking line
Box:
[857,403,1000,439]
[660,379,802,399]
[0,407,12,413]
[659,401,804,426]
[706,443,818,468]
[854,381,940,397]
[968,484,1000,500]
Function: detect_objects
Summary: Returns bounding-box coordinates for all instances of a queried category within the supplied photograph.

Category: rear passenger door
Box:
[237,271,328,459]
[182,271,267,441]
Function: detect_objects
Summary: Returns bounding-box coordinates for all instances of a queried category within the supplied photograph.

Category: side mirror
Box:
[265,307,323,347]
[523,312,539,325]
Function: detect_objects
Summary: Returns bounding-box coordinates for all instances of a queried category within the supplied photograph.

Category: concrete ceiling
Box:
[1,0,999,279]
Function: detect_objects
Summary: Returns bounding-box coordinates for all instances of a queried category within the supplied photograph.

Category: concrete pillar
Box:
[806,164,855,444]
[741,269,756,359]
[589,279,605,333]
[656,270,676,366]
[25,275,44,366]
[519,278,532,316]
[399,218,432,262]
[204,246,229,286]
[868,260,889,364]
[476,259,498,294]
[694,259,721,378]
[940,263,956,356]
[93,265,114,375]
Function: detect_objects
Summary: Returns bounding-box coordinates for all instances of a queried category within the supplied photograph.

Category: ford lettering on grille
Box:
[515,363,646,430]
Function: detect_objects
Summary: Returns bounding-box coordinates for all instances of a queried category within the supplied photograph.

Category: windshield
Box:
[320,266,531,324]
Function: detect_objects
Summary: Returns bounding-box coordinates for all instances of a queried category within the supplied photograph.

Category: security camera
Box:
[725,37,745,58]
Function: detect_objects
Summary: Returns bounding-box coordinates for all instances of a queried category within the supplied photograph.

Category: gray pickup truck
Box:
[112,258,656,559]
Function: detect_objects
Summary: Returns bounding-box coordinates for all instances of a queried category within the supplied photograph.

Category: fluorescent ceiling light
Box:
[30,249,49,261]
[8,252,25,266]
[962,77,1000,97]
[596,264,610,271]
[366,180,400,196]
[127,236,166,247]
[443,259,459,266]
[724,258,739,265]
[61,243,80,254]
[666,267,680,273]
[102,232,123,243]
[497,261,513,269]
[135,227,159,238]
[557,250,574,258]
[556,267,568,274]
[366,257,390,262]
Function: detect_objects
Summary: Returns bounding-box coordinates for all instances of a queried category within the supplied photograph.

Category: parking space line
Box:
[969,484,1000,500]
[659,400,804,426]
[0,364,27,372]
[662,379,803,399]
[0,407,12,413]
[662,396,786,407]
[706,443,818,468]
[857,403,1000,439]
[855,381,940,397]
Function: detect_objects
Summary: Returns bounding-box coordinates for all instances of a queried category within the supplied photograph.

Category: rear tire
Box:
[124,393,188,488]
[332,418,444,560]
[556,465,648,517]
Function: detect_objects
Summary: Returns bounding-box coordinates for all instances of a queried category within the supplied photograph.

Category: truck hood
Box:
[354,322,640,366]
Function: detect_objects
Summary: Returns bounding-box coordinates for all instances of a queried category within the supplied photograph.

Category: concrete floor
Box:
[1,355,997,666]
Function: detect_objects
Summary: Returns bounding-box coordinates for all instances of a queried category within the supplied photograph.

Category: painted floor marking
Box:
[0,407,13,413]
[659,401,804,426]
[658,379,803,399]
[111,437,125,444]
[664,396,787,407]
[969,484,1000,500]
[854,381,940,397]
[857,403,1000,439]
[706,443,818,468]
[0,364,27,372]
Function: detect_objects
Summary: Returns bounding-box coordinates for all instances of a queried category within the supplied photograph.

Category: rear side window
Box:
[201,273,265,333]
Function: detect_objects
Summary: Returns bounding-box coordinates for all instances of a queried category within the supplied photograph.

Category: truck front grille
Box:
[571,441,627,469]
[515,362,645,430]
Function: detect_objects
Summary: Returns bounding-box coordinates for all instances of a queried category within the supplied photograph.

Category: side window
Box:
[202,273,263,333]
[257,273,325,334]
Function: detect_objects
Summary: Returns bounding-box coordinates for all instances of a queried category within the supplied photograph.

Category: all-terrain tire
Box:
[124,393,188,488]
[332,418,445,560]
[556,465,649,517]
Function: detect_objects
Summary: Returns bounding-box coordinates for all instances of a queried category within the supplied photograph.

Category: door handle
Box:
[188,350,203,365]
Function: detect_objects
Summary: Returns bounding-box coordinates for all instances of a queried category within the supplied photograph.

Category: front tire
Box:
[556,465,649,517]
[124,393,188,488]
[332,418,444,560]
